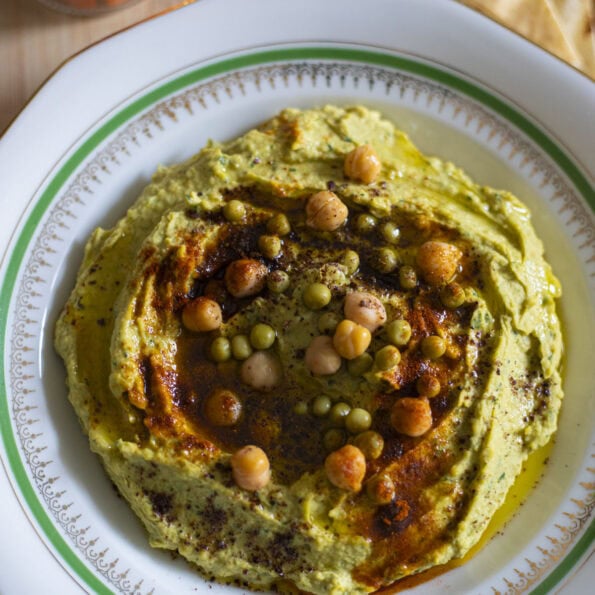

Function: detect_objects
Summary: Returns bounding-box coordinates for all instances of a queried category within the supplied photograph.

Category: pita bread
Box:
[459,0,593,76]
[547,0,595,77]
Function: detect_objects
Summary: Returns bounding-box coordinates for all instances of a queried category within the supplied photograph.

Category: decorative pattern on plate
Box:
[493,474,595,594]
[8,198,151,593]
[6,59,594,594]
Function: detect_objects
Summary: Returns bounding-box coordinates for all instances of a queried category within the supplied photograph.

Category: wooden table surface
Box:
[0,0,183,133]
[0,0,593,135]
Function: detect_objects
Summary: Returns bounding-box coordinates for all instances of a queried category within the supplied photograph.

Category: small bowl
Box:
[36,0,142,16]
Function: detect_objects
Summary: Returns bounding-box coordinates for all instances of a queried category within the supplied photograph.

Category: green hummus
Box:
[55,105,563,594]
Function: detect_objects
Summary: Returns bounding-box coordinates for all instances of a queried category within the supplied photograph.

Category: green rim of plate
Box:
[0,46,593,595]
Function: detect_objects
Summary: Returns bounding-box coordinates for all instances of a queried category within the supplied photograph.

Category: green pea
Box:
[421,335,446,359]
[311,395,332,417]
[416,373,441,398]
[303,283,332,310]
[355,213,377,234]
[323,428,346,451]
[328,265,347,286]
[374,345,401,370]
[267,213,291,236]
[210,337,231,362]
[258,234,282,259]
[386,319,412,347]
[440,282,465,308]
[341,250,360,275]
[366,473,395,505]
[328,402,351,427]
[345,408,372,433]
[267,270,290,293]
[223,199,246,222]
[318,311,341,334]
[347,353,373,376]
[250,323,276,350]
[231,334,253,360]
[399,265,418,290]
[353,431,384,460]
[374,247,398,273]
[380,221,400,244]
[293,401,308,415]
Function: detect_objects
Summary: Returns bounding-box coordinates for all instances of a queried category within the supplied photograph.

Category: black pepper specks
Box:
[147,490,174,518]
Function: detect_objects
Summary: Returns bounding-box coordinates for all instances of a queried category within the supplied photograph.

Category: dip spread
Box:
[55,105,563,594]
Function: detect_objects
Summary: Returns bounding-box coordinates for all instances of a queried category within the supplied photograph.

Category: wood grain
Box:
[0,0,593,135]
[0,0,183,133]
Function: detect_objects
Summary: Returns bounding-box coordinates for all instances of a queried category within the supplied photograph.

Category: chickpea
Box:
[353,430,384,460]
[440,282,465,308]
[305,335,342,376]
[225,259,268,298]
[305,191,348,231]
[344,291,387,332]
[231,445,271,491]
[333,319,372,360]
[182,297,222,332]
[416,372,441,398]
[324,444,367,492]
[421,335,446,359]
[204,388,242,426]
[391,397,433,437]
[366,474,396,505]
[416,241,462,286]
[344,144,382,184]
[240,351,283,392]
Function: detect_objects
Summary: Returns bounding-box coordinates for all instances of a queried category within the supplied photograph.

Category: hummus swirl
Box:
[55,106,563,594]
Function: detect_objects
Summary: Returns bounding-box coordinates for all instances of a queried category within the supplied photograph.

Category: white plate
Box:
[0,1,593,593]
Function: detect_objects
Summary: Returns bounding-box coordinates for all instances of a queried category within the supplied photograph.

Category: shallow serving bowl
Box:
[0,0,593,593]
